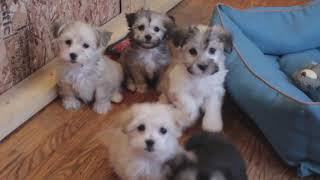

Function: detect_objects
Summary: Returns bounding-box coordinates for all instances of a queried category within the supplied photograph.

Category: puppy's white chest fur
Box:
[139,50,158,76]
[169,64,227,103]
[191,70,227,99]
[128,158,164,180]
[65,66,98,101]
[138,48,168,78]
[61,58,109,102]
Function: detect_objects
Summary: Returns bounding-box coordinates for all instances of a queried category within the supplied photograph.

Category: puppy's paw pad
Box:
[93,102,111,114]
[111,92,123,103]
[63,98,81,110]
[136,84,147,93]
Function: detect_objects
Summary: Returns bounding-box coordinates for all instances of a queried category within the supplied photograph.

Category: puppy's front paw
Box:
[136,84,147,93]
[93,101,111,114]
[202,116,223,132]
[111,92,123,103]
[62,97,81,110]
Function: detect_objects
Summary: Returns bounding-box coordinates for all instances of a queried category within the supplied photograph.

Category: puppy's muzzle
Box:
[145,139,155,152]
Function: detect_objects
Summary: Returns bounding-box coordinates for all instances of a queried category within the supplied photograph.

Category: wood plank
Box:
[40,142,106,180]
[0,104,95,180]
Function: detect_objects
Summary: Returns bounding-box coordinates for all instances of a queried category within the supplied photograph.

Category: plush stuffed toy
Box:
[292,63,320,102]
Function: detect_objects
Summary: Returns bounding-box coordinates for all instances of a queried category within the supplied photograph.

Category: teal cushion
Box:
[215,2,320,55]
[212,1,320,177]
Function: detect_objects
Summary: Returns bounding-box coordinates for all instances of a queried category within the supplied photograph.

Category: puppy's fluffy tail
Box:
[111,92,123,103]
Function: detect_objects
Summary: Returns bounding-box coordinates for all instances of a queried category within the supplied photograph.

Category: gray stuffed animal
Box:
[292,63,320,101]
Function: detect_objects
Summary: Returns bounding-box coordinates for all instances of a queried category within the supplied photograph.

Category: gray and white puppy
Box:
[53,21,123,114]
[119,9,175,93]
[159,25,232,132]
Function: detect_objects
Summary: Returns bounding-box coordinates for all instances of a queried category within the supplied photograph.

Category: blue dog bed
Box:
[211,1,320,177]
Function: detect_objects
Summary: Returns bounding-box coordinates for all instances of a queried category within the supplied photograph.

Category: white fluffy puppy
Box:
[159,25,233,132]
[52,21,123,114]
[109,103,183,180]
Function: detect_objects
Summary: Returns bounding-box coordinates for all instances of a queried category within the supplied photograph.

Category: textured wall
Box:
[0,0,120,94]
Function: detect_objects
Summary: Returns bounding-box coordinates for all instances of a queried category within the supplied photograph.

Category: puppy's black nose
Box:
[145,139,154,147]
[70,53,77,61]
[145,35,152,41]
[198,64,208,71]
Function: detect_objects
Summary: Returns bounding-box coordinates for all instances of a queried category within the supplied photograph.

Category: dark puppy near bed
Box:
[165,131,247,180]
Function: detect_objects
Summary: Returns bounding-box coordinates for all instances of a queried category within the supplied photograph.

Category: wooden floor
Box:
[1,0,318,180]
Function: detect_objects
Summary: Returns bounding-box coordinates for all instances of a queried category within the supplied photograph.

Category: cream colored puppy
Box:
[159,25,233,132]
[53,21,123,114]
[109,103,183,180]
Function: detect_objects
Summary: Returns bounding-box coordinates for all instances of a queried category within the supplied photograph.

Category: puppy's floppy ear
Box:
[218,29,233,53]
[169,107,187,137]
[51,21,67,38]
[163,14,176,39]
[125,12,136,28]
[167,15,175,23]
[172,26,197,47]
[96,29,112,47]
[120,107,135,134]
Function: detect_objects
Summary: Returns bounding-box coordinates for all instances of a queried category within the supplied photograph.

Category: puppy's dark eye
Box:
[209,47,216,54]
[137,124,145,132]
[189,48,197,56]
[138,25,145,31]
[160,127,167,135]
[154,26,160,32]
[65,40,72,46]
[83,43,89,49]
